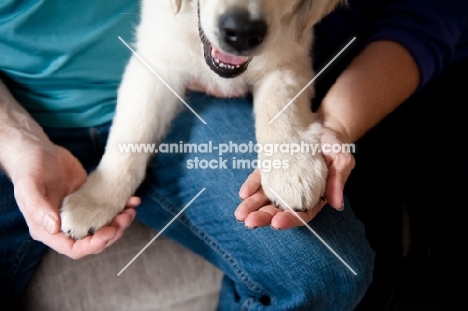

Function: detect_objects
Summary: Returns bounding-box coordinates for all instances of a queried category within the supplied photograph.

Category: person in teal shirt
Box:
[0,1,138,127]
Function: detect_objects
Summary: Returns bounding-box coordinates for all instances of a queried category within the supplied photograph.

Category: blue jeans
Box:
[0,93,374,310]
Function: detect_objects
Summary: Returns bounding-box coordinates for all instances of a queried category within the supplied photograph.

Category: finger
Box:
[326,153,355,210]
[104,226,126,248]
[31,225,117,260]
[325,177,344,211]
[30,207,132,259]
[14,178,60,234]
[271,211,314,230]
[125,196,141,209]
[77,227,118,256]
[271,200,326,230]
[106,210,137,247]
[59,228,117,258]
[239,169,262,199]
[81,208,136,251]
[110,208,136,231]
[243,205,279,228]
[235,191,270,221]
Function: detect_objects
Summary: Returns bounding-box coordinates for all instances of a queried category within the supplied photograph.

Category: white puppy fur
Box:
[61,0,345,239]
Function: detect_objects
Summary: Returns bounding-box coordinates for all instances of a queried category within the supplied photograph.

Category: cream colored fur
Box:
[61,0,345,239]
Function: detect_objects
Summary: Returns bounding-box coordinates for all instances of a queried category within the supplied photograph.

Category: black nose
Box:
[219,10,268,53]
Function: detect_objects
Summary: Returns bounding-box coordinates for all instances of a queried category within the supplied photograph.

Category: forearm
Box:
[0,78,52,175]
[318,40,420,143]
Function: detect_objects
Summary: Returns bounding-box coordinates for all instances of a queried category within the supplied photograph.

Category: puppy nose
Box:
[219,10,267,53]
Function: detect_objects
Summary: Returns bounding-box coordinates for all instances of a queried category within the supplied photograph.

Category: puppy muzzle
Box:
[198,5,268,79]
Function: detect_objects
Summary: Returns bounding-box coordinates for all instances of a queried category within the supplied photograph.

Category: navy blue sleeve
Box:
[367,0,468,89]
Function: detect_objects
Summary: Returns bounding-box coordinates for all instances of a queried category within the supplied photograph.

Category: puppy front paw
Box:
[260,152,327,212]
[60,172,129,240]
[258,128,328,212]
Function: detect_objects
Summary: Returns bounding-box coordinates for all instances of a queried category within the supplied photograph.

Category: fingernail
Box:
[43,214,57,234]
[270,225,281,230]
[338,201,345,212]
[236,218,244,223]
[239,191,246,199]
[244,225,257,230]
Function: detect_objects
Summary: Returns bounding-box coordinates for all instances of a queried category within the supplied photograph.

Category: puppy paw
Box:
[60,171,129,240]
[258,127,327,212]
[260,152,327,212]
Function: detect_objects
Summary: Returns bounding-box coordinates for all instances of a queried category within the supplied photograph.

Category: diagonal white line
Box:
[268,188,357,275]
[118,36,207,125]
[268,37,356,124]
[117,188,206,276]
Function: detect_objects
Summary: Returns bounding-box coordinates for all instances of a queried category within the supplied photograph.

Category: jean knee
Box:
[272,261,372,310]
[240,253,373,311]
[229,207,374,311]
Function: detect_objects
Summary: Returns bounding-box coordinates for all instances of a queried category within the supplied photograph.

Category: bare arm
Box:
[312,40,420,209]
[0,79,52,173]
[319,40,420,143]
[236,40,421,228]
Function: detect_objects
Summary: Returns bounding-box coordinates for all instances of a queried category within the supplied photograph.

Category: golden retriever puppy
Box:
[61,0,345,239]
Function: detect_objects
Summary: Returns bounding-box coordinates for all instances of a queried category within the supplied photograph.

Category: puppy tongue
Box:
[212,47,249,65]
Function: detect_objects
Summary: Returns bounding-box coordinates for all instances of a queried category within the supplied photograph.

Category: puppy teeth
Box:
[212,56,240,70]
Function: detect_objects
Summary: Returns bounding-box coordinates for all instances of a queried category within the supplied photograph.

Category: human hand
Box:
[10,143,139,259]
[235,127,355,229]
[319,127,355,210]
[235,169,328,229]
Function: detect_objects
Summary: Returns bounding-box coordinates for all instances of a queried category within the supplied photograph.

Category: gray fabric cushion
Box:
[21,220,223,311]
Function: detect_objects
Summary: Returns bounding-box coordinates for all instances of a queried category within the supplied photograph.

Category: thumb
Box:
[325,165,346,210]
[324,153,355,210]
[14,178,60,234]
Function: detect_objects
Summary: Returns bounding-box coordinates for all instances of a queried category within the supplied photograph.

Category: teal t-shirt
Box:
[0,0,140,128]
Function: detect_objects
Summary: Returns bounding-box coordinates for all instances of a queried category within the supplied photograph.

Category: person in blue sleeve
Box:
[312,1,468,309]
[0,0,467,310]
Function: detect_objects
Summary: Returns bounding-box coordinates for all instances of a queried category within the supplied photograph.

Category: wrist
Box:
[319,111,353,144]
[0,127,54,178]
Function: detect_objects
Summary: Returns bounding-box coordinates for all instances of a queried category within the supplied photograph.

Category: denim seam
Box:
[142,187,268,297]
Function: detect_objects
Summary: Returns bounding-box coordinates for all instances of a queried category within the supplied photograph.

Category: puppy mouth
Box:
[198,20,251,79]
